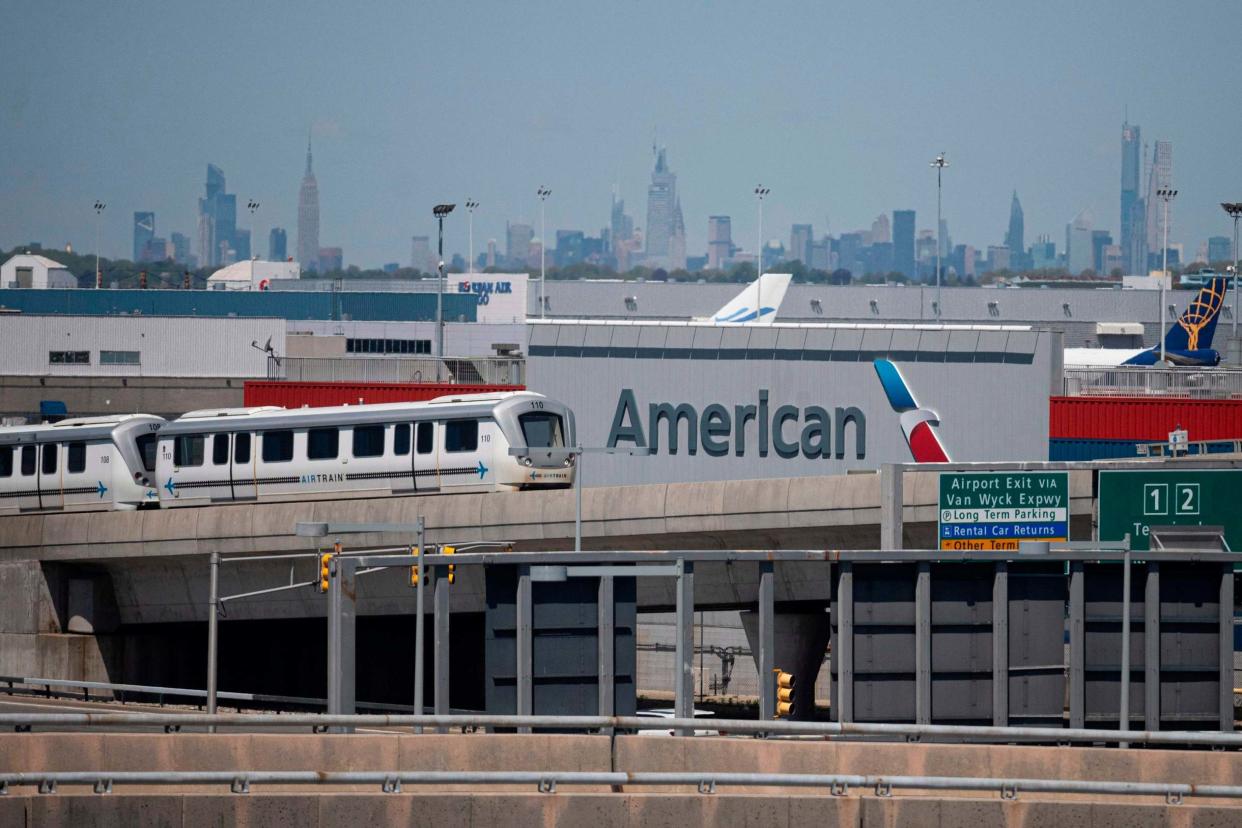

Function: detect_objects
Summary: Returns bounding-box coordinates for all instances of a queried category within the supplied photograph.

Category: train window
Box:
[21,446,35,476]
[174,435,205,467]
[394,424,411,456]
[234,433,251,464]
[67,442,86,474]
[352,425,384,458]
[519,413,565,448]
[42,444,57,475]
[262,431,294,463]
[308,428,339,460]
[416,422,433,455]
[136,434,158,473]
[445,420,478,453]
[0,446,11,477]
[212,435,230,465]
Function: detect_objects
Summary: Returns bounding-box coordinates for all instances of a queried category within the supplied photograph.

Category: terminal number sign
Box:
[937,472,1069,552]
[1097,469,1242,551]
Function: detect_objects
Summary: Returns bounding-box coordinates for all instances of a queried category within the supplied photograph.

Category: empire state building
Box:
[296,136,320,270]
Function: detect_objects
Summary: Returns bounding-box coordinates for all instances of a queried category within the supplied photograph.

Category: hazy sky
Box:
[2,0,1240,268]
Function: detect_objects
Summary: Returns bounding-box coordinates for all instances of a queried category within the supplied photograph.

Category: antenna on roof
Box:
[250,336,281,367]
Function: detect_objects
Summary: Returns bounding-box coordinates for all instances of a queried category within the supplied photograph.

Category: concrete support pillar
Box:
[740,609,831,720]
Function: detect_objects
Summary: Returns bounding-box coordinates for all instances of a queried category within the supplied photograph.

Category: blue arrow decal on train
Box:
[476,461,488,479]
[96,481,108,498]
[164,478,176,494]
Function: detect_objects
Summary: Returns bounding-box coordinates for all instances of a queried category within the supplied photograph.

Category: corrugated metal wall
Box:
[1050,397,1242,441]
[243,381,523,407]
[1048,396,1242,460]
[0,288,478,322]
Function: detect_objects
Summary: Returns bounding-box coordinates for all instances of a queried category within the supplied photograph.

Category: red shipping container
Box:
[1049,396,1242,442]
[244,381,524,409]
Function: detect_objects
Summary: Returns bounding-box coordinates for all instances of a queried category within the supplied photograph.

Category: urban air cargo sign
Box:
[938,472,1069,551]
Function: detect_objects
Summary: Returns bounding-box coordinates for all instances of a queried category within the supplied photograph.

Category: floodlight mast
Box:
[433,204,456,381]
[930,153,949,318]
[1222,202,1242,341]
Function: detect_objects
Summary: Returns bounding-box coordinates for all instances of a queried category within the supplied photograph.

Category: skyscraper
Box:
[297,136,321,272]
[610,193,634,249]
[871,214,891,245]
[892,210,915,279]
[133,212,154,262]
[197,165,237,268]
[1120,121,1143,273]
[269,228,287,261]
[1066,209,1094,274]
[410,236,434,273]
[707,216,732,270]
[1208,236,1232,264]
[170,232,192,267]
[668,199,687,270]
[1145,140,1173,258]
[644,146,677,266]
[506,222,533,266]
[1004,191,1024,257]
[790,224,813,265]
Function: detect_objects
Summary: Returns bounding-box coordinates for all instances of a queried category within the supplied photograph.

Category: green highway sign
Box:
[938,472,1069,552]
[1098,469,1242,551]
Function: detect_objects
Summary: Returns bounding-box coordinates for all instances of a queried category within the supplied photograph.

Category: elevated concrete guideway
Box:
[0,458,1232,630]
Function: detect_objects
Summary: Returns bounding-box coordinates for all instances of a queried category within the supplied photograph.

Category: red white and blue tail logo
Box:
[873,359,950,463]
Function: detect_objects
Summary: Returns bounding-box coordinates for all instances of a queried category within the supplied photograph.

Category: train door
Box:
[36,442,61,511]
[414,421,438,492]
[61,441,96,510]
[440,419,482,492]
[11,445,39,511]
[391,423,416,494]
[230,432,257,501]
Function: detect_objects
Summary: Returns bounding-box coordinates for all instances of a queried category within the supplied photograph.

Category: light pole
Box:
[433,203,456,381]
[1157,188,1177,363]
[465,199,479,275]
[930,153,949,317]
[537,187,551,318]
[1222,203,1241,341]
[754,186,769,316]
[247,199,260,284]
[93,201,106,288]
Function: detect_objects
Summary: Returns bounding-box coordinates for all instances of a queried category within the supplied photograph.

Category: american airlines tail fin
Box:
[1163,277,1227,353]
[700,273,792,325]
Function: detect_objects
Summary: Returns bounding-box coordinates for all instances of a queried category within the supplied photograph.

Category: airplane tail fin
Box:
[707,273,792,325]
[1164,277,1227,352]
[873,359,951,463]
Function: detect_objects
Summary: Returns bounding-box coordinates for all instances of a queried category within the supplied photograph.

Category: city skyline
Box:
[2,1,1239,269]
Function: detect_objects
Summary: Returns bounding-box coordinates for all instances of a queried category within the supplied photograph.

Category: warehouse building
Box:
[0,253,76,289]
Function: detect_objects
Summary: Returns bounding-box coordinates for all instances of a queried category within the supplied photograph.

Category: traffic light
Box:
[318,552,332,593]
[139,270,148,290]
[773,668,795,718]
[182,271,191,290]
[408,546,424,587]
[443,545,456,585]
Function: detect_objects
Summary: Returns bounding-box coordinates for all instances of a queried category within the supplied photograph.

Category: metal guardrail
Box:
[270,355,525,385]
[1137,439,1242,457]
[1063,365,1242,398]
[4,712,1242,748]
[0,675,417,714]
[0,768,1237,802]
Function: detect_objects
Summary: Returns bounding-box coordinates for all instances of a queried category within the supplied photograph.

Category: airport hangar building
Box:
[527,319,1060,486]
[528,280,1235,357]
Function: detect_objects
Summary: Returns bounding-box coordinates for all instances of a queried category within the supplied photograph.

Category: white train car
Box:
[0,414,163,513]
[154,391,575,507]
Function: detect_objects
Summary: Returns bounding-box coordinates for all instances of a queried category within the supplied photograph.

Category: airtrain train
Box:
[0,392,575,514]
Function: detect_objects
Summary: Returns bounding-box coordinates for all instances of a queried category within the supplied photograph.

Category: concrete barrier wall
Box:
[1,789,1241,827]
[6,733,1242,788]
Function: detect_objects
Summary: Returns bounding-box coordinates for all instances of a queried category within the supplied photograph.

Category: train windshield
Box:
[518,413,565,448]
[136,434,158,473]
